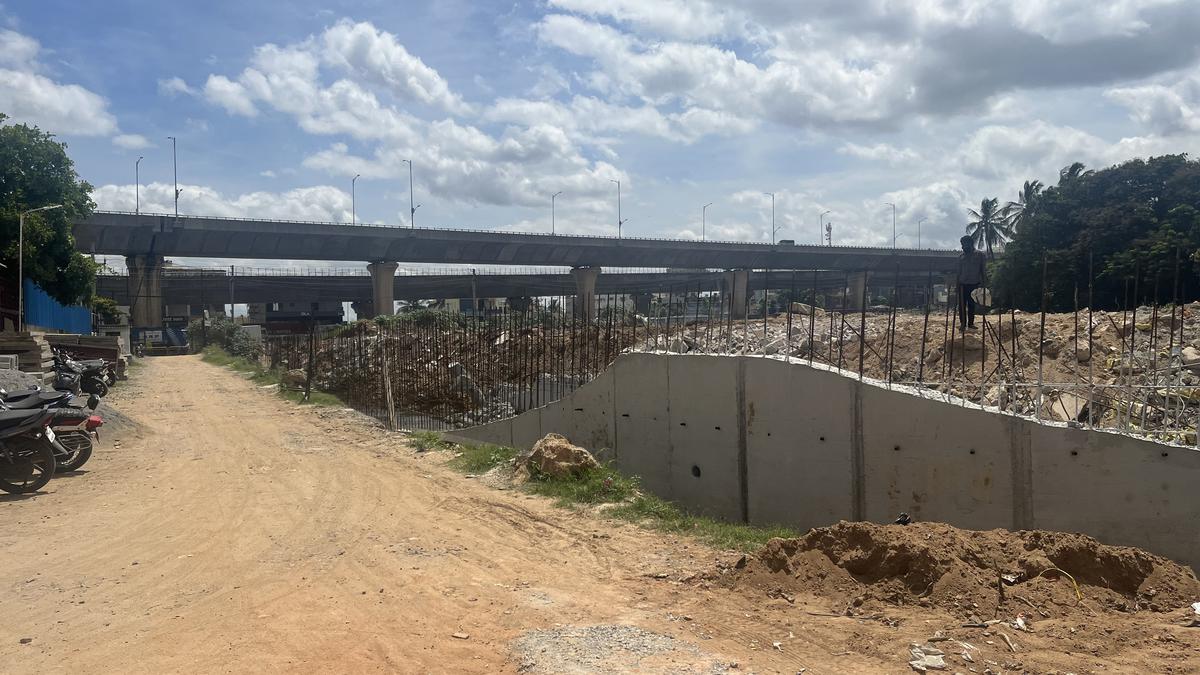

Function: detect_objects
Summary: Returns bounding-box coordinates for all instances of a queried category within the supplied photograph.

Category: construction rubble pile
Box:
[269,319,637,427]
[642,302,1200,440]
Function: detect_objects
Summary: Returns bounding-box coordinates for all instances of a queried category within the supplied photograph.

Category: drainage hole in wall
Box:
[621,413,630,418]
[679,422,687,427]
[714,426,721,431]
[819,436,825,442]
[1070,450,1079,456]
[969,449,976,455]
[766,432,771,437]
[574,408,584,412]
[691,465,702,478]
[1162,451,1169,457]
[893,445,901,451]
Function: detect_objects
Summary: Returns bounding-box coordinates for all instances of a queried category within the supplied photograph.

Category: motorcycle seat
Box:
[0,409,45,432]
[3,392,72,410]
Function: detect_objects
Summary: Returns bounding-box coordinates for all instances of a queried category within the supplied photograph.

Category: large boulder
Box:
[515,433,599,483]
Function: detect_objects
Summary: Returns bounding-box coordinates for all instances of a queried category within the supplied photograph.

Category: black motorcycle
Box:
[1,390,103,472]
[0,409,61,494]
[53,351,109,397]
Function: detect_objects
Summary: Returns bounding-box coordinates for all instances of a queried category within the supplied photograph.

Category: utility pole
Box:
[167,136,179,218]
[552,191,562,235]
[610,179,627,238]
[352,174,360,225]
[402,159,416,228]
[135,156,143,215]
[885,202,897,249]
[918,217,927,249]
[702,202,712,241]
[764,192,777,243]
[826,221,833,246]
[820,210,831,246]
[18,204,63,331]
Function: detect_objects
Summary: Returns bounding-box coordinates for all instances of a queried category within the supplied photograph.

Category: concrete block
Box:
[745,359,854,529]
[666,355,741,520]
[1030,425,1200,571]
[860,387,1013,530]
[613,352,673,498]
[538,368,615,454]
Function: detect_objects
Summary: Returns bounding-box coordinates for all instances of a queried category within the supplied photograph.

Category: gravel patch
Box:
[512,624,731,674]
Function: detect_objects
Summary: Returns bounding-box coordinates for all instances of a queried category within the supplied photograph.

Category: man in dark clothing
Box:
[957,235,986,329]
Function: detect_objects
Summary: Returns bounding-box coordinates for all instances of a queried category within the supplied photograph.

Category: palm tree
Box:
[966,197,1014,260]
[1005,179,1042,233]
[1059,162,1091,183]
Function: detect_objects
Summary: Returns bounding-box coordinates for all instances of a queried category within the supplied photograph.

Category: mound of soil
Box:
[727,521,1200,618]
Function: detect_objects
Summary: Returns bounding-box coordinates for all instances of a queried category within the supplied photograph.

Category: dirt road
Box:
[2,356,1195,674]
[0,356,879,673]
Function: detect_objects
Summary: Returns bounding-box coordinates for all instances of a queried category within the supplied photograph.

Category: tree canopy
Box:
[0,113,98,306]
[986,154,1200,312]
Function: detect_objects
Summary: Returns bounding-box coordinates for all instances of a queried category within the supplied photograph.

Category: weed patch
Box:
[202,346,343,407]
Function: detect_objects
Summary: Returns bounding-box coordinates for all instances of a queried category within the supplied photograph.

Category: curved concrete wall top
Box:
[445,353,1200,572]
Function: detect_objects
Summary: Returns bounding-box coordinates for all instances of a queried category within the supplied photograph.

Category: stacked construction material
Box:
[0,332,55,384]
[44,334,128,379]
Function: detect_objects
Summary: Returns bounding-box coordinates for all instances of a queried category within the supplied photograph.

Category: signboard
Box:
[142,330,163,343]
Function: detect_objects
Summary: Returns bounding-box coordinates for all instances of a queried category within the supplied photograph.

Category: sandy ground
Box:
[1,355,1197,674]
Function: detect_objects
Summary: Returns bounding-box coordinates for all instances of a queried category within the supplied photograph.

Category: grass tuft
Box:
[608,494,799,552]
[447,443,520,474]
[524,464,639,505]
[408,430,453,453]
[437,439,799,552]
[201,346,344,407]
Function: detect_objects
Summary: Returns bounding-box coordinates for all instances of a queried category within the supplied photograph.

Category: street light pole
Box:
[702,202,712,241]
[552,191,563,235]
[884,202,897,248]
[819,210,831,246]
[402,159,415,228]
[352,174,360,225]
[610,179,626,238]
[917,217,927,249]
[763,192,776,244]
[167,136,179,218]
[18,204,63,331]
[135,156,143,215]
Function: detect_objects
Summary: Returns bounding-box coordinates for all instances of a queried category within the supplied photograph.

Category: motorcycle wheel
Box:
[56,431,94,472]
[0,441,56,494]
[82,378,108,397]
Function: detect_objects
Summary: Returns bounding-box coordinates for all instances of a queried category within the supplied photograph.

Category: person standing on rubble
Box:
[957,235,987,330]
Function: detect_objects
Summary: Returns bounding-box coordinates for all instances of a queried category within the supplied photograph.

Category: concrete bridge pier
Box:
[125,254,164,328]
[570,266,601,320]
[846,271,871,311]
[632,292,652,315]
[723,269,750,319]
[367,261,399,318]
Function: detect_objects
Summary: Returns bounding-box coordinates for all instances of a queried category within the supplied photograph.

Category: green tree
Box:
[965,197,1014,260]
[990,155,1200,311]
[1007,179,1043,234]
[0,113,98,306]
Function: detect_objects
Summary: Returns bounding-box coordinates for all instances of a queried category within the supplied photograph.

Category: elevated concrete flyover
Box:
[75,211,961,273]
[95,268,940,308]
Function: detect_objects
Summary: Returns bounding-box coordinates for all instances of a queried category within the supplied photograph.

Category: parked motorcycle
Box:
[53,350,110,397]
[1,390,103,472]
[0,409,61,494]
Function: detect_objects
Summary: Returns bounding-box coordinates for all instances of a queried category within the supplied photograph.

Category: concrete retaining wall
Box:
[443,353,1200,571]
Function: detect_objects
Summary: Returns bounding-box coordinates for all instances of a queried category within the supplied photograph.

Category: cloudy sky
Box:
[5,0,1200,259]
